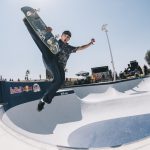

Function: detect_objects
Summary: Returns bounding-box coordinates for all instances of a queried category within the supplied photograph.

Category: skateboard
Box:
[21,6,60,55]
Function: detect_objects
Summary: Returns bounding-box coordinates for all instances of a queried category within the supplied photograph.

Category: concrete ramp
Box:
[71,76,150,98]
[2,87,150,148]
[1,90,83,145]
[68,114,150,148]
[125,76,150,95]
[68,86,150,148]
[1,77,150,149]
[134,76,150,91]
[3,92,81,134]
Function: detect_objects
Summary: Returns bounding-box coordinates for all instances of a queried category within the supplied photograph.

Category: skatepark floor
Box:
[1,77,150,149]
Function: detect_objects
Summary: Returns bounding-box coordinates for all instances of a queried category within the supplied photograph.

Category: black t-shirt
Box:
[57,39,78,68]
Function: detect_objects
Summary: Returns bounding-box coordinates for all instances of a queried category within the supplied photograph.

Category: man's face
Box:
[61,34,71,43]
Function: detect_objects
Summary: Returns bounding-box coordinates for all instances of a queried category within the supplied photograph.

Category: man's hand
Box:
[46,27,52,32]
[91,38,95,44]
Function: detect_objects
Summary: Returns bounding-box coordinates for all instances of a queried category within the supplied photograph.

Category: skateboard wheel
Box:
[26,11,32,16]
[47,39,53,45]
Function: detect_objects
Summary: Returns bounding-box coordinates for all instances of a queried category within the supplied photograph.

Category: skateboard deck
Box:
[21,6,60,55]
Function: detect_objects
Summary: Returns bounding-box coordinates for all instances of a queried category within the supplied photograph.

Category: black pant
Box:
[23,18,65,103]
[42,55,65,103]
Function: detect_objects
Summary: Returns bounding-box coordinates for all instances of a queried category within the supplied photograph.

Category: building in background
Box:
[91,66,112,82]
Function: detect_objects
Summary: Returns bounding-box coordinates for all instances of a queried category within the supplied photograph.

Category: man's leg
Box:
[37,56,65,111]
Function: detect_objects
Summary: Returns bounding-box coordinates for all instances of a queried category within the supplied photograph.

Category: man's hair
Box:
[62,31,71,37]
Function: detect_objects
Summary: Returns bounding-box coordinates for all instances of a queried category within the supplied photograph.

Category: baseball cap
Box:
[62,30,71,37]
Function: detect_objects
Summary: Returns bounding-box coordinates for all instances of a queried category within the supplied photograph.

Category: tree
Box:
[145,50,150,65]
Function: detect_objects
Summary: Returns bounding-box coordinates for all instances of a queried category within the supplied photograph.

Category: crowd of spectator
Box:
[119,62,149,80]
[65,61,150,86]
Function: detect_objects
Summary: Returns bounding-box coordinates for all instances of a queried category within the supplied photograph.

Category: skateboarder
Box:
[37,28,95,111]
[21,7,95,111]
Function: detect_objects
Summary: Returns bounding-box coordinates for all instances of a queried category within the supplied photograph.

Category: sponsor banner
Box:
[10,86,23,94]
[33,83,41,92]
[0,81,51,110]
[10,83,41,94]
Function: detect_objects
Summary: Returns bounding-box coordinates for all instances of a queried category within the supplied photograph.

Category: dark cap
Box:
[62,30,71,37]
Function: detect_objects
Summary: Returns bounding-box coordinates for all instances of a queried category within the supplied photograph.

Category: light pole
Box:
[101,24,116,81]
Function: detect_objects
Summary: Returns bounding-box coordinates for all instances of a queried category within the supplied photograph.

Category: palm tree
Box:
[145,50,150,65]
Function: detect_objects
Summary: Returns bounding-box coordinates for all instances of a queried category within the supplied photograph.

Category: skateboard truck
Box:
[34,8,40,12]
[47,34,59,45]
[47,37,57,45]
[26,8,40,17]
[47,37,60,54]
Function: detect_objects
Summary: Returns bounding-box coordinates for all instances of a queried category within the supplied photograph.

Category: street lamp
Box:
[101,24,116,81]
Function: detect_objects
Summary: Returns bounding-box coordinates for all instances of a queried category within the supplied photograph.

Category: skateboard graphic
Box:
[21,6,60,55]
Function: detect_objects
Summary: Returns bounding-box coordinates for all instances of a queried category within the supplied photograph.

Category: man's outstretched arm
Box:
[77,38,95,51]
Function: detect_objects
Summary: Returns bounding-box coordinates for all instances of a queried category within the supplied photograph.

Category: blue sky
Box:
[0,0,150,80]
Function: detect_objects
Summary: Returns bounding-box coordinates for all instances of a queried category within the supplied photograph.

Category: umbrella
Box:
[76,71,89,77]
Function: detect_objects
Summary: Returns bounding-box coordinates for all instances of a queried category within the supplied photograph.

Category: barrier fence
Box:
[0,81,51,110]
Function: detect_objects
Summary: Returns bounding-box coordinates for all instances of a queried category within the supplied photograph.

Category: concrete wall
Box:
[71,77,145,98]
